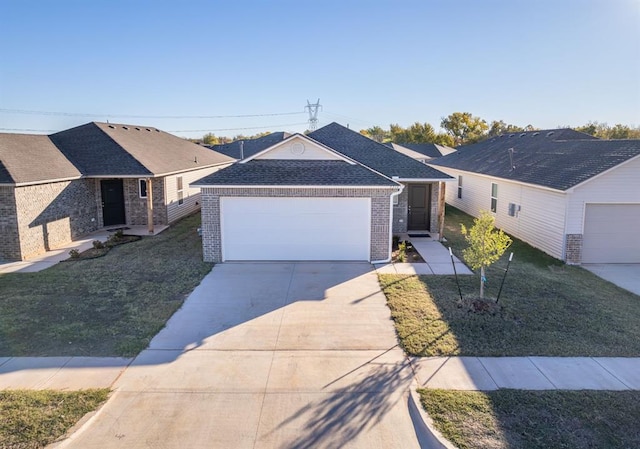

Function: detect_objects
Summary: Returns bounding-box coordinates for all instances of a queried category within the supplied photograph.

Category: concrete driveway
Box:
[583,264,640,296]
[58,263,422,449]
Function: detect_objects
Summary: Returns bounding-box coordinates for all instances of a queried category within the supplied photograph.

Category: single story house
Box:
[193,122,453,263]
[207,132,289,159]
[387,142,456,163]
[0,122,234,261]
[429,129,640,264]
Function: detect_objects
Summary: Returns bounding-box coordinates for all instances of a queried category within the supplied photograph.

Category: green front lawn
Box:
[420,389,640,449]
[380,206,640,356]
[0,389,109,448]
[0,213,213,357]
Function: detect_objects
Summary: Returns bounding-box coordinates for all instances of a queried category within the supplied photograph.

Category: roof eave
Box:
[191,184,401,189]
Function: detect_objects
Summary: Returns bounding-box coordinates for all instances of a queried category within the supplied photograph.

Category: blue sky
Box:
[1,0,639,138]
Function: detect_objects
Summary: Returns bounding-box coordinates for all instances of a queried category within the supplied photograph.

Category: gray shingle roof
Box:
[192,160,399,187]
[0,134,81,185]
[50,122,235,177]
[308,123,452,180]
[430,131,640,191]
[208,132,289,159]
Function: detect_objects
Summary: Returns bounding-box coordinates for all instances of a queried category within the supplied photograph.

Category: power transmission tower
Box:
[305,99,322,131]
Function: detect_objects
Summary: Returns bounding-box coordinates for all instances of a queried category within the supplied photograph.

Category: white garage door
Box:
[582,204,640,263]
[221,197,371,261]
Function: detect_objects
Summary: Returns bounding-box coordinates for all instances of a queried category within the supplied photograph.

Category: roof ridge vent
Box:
[508,147,516,171]
[135,127,140,131]
[145,128,151,131]
[108,125,115,129]
[122,126,129,130]
[509,134,515,137]
[546,131,555,137]
[519,133,526,137]
[532,132,540,136]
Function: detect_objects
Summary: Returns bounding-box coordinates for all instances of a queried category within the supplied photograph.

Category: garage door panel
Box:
[582,204,640,263]
[221,197,371,261]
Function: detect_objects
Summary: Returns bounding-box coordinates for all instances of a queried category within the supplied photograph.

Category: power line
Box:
[0,122,310,134]
[0,108,305,119]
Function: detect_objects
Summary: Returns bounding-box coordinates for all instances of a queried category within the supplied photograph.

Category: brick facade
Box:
[122,178,168,226]
[0,186,20,261]
[565,234,583,265]
[200,187,395,263]
[8,180,100,260]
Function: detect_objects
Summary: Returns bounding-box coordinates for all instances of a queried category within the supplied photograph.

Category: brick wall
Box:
[392,186,408,233]
[0,186,20,261]
[13,179,100,260]
[565,234,583,264]
[200,187,395,263]
[122,178,168,226]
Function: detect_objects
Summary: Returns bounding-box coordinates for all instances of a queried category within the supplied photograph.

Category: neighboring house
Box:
[207,132,289,159]
[429,129,640,264]
[0,123,234,261]
[193,122,453,263]
[387,142,456,163]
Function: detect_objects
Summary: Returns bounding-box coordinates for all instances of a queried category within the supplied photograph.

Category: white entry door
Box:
[221,197,371,261]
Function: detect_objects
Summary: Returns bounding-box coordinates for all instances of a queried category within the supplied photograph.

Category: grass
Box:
[0,213,213,357]
[380,206,640,356]
[0,389,109,448]
[419,389,640,449]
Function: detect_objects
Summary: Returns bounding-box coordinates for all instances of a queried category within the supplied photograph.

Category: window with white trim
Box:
[490,183,498,213]
[139,179,148,198]
[177,176,184,205]
[393,194,399,206]
[457,176,463,199]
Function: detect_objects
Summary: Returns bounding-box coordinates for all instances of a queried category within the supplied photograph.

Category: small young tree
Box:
[461,211,512,299]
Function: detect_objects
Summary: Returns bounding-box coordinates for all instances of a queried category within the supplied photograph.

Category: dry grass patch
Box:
[420,389,640,449]
[0,213,212,357]
[379,206,640,356]
[0,389,109,448]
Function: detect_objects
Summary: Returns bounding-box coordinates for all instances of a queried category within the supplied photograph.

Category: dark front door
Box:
[408,184,431,230]
[100,179,126,226]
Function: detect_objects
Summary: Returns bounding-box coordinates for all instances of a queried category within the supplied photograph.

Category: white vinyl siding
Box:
[437,167,567,260]
[565,155,640,235]
[166,165,231,223]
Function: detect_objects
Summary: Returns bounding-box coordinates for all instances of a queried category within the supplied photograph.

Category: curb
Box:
[408,383,458,449]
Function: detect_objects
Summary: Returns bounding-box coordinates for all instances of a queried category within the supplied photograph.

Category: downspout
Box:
[371,181,404,264]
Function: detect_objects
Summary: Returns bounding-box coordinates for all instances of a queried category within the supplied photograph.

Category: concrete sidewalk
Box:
[0,357,131,390]
[412,356,640,390]
[375,238,473,276]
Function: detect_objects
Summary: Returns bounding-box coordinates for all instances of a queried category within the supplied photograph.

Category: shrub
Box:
[398,241,407,262]
[92,240,105,250]
[68,249,80,259]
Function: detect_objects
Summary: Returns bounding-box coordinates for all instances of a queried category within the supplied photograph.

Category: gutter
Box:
[371,181,405,264]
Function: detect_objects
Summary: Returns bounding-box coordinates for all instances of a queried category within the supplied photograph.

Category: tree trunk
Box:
[480,266,485,299]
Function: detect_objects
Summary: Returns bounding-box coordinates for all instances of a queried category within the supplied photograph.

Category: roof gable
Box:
[0,133,81,185]
[247,134,352,163]
[308,122,453,180]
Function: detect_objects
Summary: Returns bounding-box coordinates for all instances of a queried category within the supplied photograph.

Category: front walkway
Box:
[0,225,168,274]
[375,237,473,275]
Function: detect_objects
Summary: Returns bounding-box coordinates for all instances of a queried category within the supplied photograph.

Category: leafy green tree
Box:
[433,133,455,147]
[389,122,437,143]
[201,133,220,145]
[461,211,512,299]
[488,120,524,137]
[360,126,389,142]
[574,121,640,139]
[440,112,489,146]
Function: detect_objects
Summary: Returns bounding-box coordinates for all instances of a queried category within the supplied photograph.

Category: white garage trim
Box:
[220,197,371,261]
[582,203,640,263]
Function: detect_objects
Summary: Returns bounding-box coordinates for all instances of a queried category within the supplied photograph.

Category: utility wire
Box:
[0,108,305,119]
[0,121,310,134]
